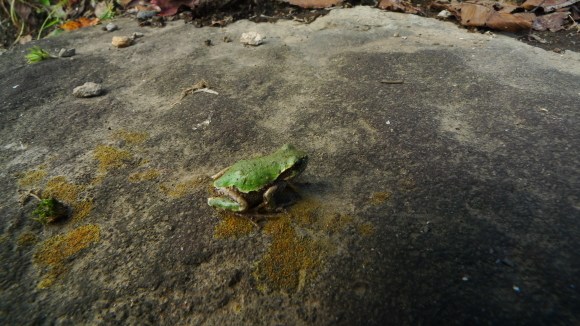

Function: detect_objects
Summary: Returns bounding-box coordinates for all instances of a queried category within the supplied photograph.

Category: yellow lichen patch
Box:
[15,168,47,188]
[214,212,254,238]
[320,213,353,233]
[128,169,160,182]
[72,199,94,223]
[253,216,320,293]
[358,222,375,236]
[370,192,391,205]
[92,145,132,172]
[161,178,207,198]
[17,232,38,246]
[289,197,320,228]
[34,224,100,289]
[111,130,149,147]
[44,176,84,204]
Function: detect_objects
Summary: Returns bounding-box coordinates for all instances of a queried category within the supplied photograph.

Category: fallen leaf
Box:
[60,18,100,31]
[281,0,343,8]
[436,0,535,33]
[521,0,568,10]
[532,11,569,31]
[378,0,423,14]
[487,12,534,33]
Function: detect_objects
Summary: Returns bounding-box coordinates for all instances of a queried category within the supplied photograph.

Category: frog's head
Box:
[278,144,308,180]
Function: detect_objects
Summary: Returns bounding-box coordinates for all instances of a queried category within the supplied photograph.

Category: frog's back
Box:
[214,157,285,193]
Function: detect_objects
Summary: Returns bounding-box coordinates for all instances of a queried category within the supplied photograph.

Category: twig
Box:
[530,0,547,13]
[380,80,404,84]
[545,0,580,12]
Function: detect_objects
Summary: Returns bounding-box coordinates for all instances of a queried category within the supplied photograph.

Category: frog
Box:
[207,144,308,225]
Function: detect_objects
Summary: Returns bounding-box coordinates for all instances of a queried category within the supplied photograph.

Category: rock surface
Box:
[0,7,579,325]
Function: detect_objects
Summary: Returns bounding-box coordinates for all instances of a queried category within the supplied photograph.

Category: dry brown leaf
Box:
[438,0,535,33]
[521,0,568,10]
[378,0,423,14]
[487,12,533,33]
[532,11,570,31]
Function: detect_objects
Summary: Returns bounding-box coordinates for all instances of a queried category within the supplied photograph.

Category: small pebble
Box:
[513,285,520,292]
[136,10,156,20]
[112,36,132,48]
[393,33,400,37]
[73,82,102,98]
[131,32,144,39]
[240,32,263,46]
[553,48,562,53]
[106,23,118,32]
[58,48,75,57]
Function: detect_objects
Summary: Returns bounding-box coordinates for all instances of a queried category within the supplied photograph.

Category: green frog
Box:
[208,144,308,224]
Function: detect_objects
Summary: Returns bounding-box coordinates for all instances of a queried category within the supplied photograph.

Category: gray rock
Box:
[73,82,102,98]
[136,11,156,20]
[106,23,118,32]
[58,48,76,57]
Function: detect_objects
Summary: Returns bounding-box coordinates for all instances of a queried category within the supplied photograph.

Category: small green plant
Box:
[32,198,67,225]
[37,0,70,40]
[25,46,54,63]
[98,0,117,20]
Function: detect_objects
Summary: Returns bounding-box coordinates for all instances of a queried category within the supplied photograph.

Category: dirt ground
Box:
[1,6,579,325]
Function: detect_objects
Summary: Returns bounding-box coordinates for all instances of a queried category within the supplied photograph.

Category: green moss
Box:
[43,177,93,223]
[32,198,67,225]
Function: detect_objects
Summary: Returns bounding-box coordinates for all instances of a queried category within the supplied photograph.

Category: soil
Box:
[1,6,579,326]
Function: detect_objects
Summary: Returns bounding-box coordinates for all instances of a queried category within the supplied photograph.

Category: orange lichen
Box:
[128,169,160,182]
[253,216,319,292]
[321,213,353,233]
[370,192,391,205]
[92,145,132,172]
[15,168,47,188]
[358,222,375,236]
[34,224,100,289]
[214,212,254,238]
[111,130,149,147]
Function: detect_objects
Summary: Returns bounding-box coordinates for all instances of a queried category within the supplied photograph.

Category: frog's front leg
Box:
[211,165,232,180]
[252,185,279,212]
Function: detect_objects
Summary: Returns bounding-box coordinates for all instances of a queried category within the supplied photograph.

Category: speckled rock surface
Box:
[1,7,579,325]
